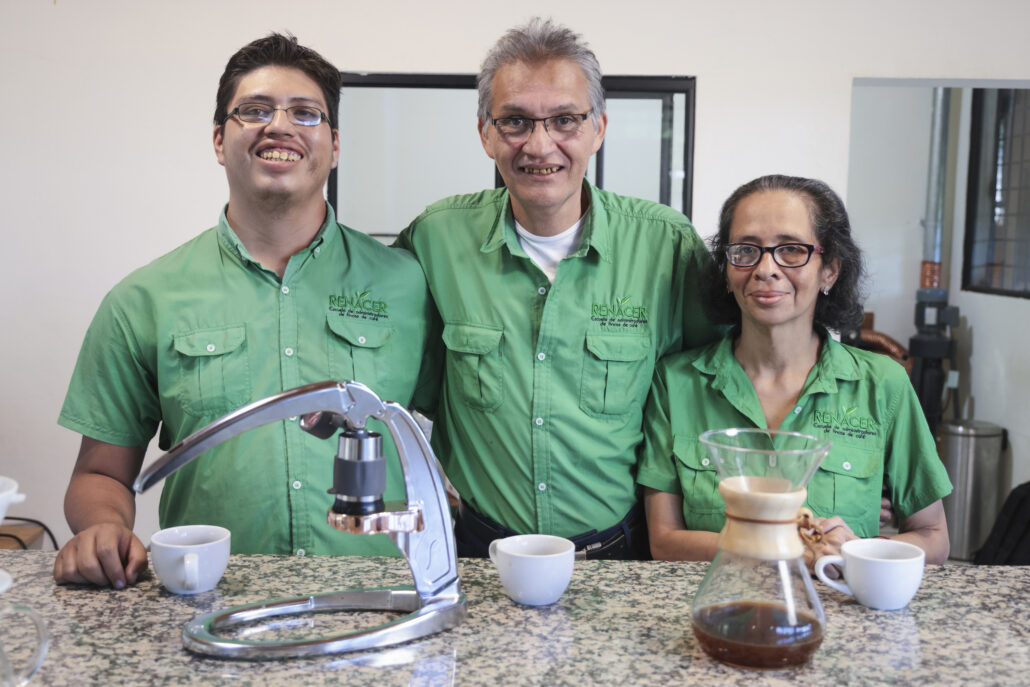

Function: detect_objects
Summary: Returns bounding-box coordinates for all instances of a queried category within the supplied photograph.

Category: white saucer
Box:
[0,569,11,594]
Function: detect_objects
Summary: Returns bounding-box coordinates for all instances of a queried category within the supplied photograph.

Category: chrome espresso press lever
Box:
[133,380,466,659]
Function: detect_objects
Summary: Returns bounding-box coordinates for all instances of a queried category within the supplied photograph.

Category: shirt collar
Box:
[806,332,863,394]
[480,180,611,261]
[215,202,335,268]
[694,328,862,396]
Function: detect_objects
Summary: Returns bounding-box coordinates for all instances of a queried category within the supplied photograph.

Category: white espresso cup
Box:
[815,538,925,610]
[150,525,231,595]
[488,534,575,606]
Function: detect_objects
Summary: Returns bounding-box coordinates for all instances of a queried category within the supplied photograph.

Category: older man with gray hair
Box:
[399,18,716,559]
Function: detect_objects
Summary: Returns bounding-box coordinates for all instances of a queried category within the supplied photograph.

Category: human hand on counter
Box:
[880,497,893,527]
[801,516,859,579]
[53,523,148,589]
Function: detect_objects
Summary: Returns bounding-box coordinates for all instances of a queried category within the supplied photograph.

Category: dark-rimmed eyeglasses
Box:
[222,103,329,127]
[725,242,825,268]
[489,111,591,142]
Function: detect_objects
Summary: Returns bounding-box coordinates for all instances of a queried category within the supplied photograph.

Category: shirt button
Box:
[314,247,321,254]
[284,347,294,357]
[538,483,547,492]
[538,286,547,295]
[535,417,544,426]
[296,549,306,556]
[289,416,298,422]
[794,406,803,414]
[701,458,710,467]
[281,285,290,295]
[842,461,852,471]
[358,336,367,345]
[206,344,216,352]
[537,352,546,361]
[292,480,302,490]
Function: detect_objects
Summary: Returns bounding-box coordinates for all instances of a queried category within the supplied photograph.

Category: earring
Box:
[822,286,831,296]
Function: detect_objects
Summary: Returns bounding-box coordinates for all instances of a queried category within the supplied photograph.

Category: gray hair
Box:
[477,17,605,126]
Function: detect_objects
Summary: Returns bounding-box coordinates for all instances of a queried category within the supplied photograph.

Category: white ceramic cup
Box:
[0,477,26,524]
[150,525,231,595]
[488,534,575,606]
[815,538,925,610]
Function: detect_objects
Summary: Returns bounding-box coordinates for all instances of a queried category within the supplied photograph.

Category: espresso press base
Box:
[181,582,467,659]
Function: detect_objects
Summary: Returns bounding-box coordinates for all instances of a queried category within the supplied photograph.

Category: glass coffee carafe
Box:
[691,428,831,669]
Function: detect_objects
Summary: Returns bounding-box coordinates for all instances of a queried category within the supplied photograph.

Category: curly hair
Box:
[703,174,866,334]
[214,33,342,129]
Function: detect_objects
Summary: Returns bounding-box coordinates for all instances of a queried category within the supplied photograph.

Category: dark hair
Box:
[704,174,866,334]
[214,33,341,128]
[477,17,605,126]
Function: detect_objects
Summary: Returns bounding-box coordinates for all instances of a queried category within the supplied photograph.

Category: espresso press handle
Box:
[133,381,380,493]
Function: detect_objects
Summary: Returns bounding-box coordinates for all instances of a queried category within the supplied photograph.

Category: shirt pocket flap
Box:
[326,316,394,348]
[818,448,880,479]
[173,326,246,357]
[672,434,716,471]
[442,323,502,355]
[585,333,650,362]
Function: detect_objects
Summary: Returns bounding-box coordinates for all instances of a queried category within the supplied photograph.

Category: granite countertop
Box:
[1,550,1028,686]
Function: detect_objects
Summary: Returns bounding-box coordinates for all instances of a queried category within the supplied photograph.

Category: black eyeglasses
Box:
[489,111,592,142]
[725,243,825,268]
[222,103,329,127]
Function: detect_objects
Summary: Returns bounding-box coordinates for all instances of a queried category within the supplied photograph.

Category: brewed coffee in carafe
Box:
[691,428,831,669]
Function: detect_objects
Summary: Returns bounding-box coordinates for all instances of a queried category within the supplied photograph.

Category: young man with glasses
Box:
[54,34,433,588]
[398,19,718,559]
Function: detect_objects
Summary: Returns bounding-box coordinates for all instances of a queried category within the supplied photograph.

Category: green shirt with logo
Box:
[636,331,953,537]
[59,205,432,556]
[397,182,717,537]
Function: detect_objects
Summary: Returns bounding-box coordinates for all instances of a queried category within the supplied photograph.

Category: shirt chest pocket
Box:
[172,325,251,417]
[326,316,395,389]
[672,434,726,532]
[580,333,652,417]
[442,323,504,412]
[806,446,883,536]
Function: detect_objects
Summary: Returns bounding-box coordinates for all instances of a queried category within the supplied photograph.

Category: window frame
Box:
[962,87,1030,300]
[327,72,696,219]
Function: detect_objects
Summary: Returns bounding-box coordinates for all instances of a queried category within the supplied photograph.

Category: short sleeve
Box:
[58,287,160,447]
[636,364,683,495]
[884,369,954,518]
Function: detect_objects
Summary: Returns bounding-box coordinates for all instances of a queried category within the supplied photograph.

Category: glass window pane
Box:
[335,87,494,240]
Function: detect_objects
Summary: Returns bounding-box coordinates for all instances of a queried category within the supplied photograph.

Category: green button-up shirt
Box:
[637,331,953,537]
[397,182,717,537]
[59,204,432,556]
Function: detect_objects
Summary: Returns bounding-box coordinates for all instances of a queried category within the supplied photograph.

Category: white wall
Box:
[3,0,1030,548]
[847,85,934,343]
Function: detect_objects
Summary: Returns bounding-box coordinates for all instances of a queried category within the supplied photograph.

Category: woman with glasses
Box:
[637,174,952,567]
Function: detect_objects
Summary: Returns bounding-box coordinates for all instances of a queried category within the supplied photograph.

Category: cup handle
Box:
[488,539,499,564]
[0,604,49,685]
[814,555,853,596]
[184,552,199,591]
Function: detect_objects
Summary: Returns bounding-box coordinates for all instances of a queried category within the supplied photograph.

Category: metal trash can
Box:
[937,420,1007,560]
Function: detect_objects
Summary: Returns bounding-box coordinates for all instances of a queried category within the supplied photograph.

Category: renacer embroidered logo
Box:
[813,407,877,430]
[329,291,389,321]
[812,406,878,440]
[590,295,649,330]
[591,296,648,321]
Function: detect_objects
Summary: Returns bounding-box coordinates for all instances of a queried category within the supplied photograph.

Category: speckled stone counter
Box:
[2,551,1028,686]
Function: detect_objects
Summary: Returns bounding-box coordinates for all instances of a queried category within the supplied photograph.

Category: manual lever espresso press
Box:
[133,380,466,659]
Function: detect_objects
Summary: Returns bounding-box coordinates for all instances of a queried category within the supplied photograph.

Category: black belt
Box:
[455,500,650,561]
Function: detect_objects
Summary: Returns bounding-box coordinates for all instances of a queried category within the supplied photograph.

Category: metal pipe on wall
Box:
[921,87,950,288]
[910,87,959,434]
